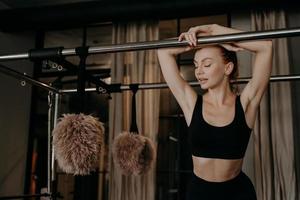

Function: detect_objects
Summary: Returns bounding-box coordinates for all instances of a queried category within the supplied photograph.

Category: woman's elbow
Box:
[255,40,273,54]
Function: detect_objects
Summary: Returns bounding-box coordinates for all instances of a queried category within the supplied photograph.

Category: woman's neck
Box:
[205,81,234,106]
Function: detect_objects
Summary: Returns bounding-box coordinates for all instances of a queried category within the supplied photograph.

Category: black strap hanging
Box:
[74,27,89,114]
[129,84,139,133]
[75,46,89,113]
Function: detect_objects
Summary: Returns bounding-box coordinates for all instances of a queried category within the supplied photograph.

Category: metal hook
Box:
[98,87,107,94]
[20,80,26,86]
[48,91,53,108]
[20,72,27,86]
[57,65,63,71]
[52,62,58,69]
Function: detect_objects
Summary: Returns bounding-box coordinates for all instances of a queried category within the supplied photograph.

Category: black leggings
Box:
[186,171,257,200]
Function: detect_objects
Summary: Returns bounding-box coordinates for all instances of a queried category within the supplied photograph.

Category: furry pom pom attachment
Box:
[53,113,104,175]
[113,131,155,175]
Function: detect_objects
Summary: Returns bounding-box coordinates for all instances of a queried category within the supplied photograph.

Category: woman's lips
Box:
[198,78,208,84]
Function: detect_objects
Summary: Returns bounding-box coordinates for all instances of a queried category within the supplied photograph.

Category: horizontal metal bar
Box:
[1,27,300,61]
[82,27,300,55]
[0,193,50,199]
[0,64,60,94]
[0,53,29,61]
[59,74,300,93]
[61,87,99,93]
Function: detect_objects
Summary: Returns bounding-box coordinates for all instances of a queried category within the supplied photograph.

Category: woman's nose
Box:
[196,67,204,74]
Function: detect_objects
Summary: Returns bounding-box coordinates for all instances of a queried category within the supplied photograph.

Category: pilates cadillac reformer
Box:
[0,27,300,199]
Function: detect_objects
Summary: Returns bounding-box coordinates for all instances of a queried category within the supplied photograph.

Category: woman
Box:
[157,24,273,200]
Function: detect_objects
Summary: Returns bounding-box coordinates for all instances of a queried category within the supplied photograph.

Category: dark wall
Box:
[287,10,300,198]
[0,0,299,31]
[0,32,35,196]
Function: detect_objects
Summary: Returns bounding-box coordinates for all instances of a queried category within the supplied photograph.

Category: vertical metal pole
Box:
[47,93,60,200]
[47,91,54,199]
[176,18,181,200]
[52,93,60,187]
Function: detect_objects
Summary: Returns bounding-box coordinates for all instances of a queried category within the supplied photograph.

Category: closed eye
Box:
[204,64,211,67]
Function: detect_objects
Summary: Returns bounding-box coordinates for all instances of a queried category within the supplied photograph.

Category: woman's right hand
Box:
[179,24,244,51]
[178,25,213,47]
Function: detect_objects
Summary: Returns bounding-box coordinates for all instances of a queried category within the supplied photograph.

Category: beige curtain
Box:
[251,10,296,200]
[108,21,160,200]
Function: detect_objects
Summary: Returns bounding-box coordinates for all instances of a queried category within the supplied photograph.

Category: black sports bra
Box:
[188,95,252,159]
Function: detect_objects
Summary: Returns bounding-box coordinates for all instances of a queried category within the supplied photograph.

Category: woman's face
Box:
[194,46,230,90]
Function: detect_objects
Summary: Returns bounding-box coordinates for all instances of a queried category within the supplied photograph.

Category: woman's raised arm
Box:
[157,46,197,124]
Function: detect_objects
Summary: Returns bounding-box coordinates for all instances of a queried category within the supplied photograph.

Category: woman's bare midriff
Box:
[192,155,243,182]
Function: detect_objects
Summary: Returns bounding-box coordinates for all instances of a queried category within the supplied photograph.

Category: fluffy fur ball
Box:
[113,132,155,175]
[52,113,104,175]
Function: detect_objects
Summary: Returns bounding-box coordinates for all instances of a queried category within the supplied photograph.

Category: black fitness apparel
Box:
[187,95,256,200]
[186,171,257,200]
[188,95,251,159]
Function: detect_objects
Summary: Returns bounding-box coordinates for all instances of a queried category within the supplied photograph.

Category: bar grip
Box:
[29,47,64,60]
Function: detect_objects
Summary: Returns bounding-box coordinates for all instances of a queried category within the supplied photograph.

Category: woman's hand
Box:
[178,24,244,52]
[178,24,213,47]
